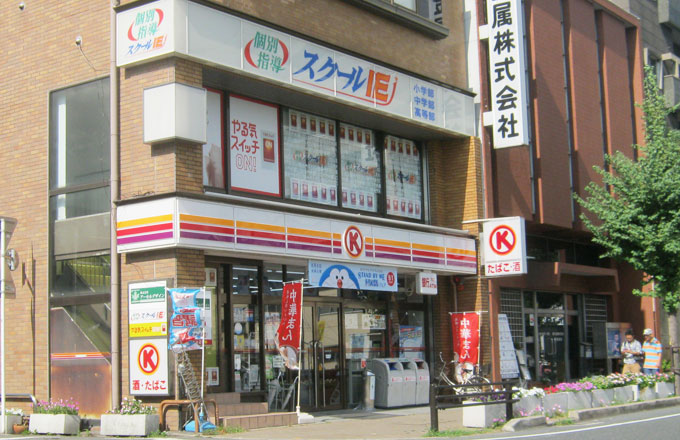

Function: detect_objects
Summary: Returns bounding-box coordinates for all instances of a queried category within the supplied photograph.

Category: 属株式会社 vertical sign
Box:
[128,280,170,395]
[485,0,530,148]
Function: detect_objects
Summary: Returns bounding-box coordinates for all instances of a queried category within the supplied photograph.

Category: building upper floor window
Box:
[393,0,415,11]
[48,77,111,299]
[342,0,447,39]
[202,91,425,222]
[49,78,110,190]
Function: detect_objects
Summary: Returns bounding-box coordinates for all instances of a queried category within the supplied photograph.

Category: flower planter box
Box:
[513,395,543,417]
[613,385,638,403]
[29,414,80,435]
[100,413,160,437]
[1,415,23,434]
[541,392,568,415]
[638,386,658,401]
[462,401,506,428]
[655,382,675,399]
[591,389,615,408]
[566,391,592,410]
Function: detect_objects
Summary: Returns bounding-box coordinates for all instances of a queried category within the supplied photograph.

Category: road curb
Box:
[503,396,680,432]
[502,415,546,432]
[572,396,680,421]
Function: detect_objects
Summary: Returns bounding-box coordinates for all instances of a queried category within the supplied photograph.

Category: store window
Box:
[283,108,338,206]
[233,303,260,392]
[233,265,258,295]
[286,264,321,296]
[263,264,284,296]
[397,310,425,359]
[207,91,426,221]
[384,135,422,219]
[339,123,381,212]
[232,264,261,392]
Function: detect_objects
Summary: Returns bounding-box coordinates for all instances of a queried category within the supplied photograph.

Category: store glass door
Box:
[300,303,343,410]
[537,314,566,383]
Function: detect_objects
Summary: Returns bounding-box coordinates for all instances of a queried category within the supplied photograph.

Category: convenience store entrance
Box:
[300,303,343,411]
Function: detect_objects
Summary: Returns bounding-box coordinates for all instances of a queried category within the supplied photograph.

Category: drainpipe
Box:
[110,0,121,409]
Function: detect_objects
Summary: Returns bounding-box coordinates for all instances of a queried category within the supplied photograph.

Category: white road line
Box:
[481,412,680,439]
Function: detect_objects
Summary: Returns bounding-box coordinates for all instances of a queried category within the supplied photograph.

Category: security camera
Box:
[19,2,25,10]
[75,36,82,46]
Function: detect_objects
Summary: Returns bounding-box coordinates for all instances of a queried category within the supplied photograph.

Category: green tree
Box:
[575,67,680,388]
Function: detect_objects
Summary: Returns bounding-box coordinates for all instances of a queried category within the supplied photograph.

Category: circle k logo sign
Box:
[488,224,516,256]
[343,226,364,258]
[138,343,160,375]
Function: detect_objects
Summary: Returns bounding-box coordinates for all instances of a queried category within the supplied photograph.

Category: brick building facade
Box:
[470,0,650,383]
[1,0,489,425]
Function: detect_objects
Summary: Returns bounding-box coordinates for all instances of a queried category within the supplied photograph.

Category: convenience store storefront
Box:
[118,198,476,410]
[116,0,477,411]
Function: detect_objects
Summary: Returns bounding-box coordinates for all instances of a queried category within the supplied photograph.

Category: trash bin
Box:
[363,370,375,410]
[414,359,430,405]
[369,358,404,408]
[401,359,417,406]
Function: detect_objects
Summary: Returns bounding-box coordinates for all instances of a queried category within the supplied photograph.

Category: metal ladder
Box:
[174,349,204,424]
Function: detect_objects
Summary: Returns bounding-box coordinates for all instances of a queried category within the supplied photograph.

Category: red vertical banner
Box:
[276,281,303,369]
[450,312,480,364]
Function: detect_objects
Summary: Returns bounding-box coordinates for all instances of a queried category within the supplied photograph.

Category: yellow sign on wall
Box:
[130,322,167,338]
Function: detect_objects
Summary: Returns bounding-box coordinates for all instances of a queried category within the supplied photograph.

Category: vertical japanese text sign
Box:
[450,312,480,365]
[276,282,303,369]
[486,0,529,148]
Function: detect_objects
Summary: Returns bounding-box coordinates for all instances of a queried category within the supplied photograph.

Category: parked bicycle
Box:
[435,352,490,395]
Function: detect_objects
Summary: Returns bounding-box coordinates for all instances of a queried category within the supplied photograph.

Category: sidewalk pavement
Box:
[209,396,680,440]
[7,397,680,440]
[177,406,463,440]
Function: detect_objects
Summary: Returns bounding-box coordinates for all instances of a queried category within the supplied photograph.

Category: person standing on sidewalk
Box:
[620,329,642,374]
[641,328,662,375]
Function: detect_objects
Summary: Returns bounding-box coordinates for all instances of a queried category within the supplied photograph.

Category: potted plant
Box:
[653,372,675,398]
[543,381,593,411]
[29,398,80,435]
[587,376,616,408]
[100,397,159,437]
[462,400,507,428]
[512,387,545,417]
[1,408,24,434]
[636,374,659,400]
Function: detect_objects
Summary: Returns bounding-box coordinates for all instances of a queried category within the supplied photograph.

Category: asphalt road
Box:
[466,404,680,440]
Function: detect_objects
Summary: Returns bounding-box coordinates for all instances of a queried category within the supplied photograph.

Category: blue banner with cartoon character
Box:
[308,261,398,292]
[168,287,205,351]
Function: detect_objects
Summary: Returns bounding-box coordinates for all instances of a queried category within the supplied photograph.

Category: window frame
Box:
[213,91,427,223]
[47,77,111,317]
[341,0,449,39]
